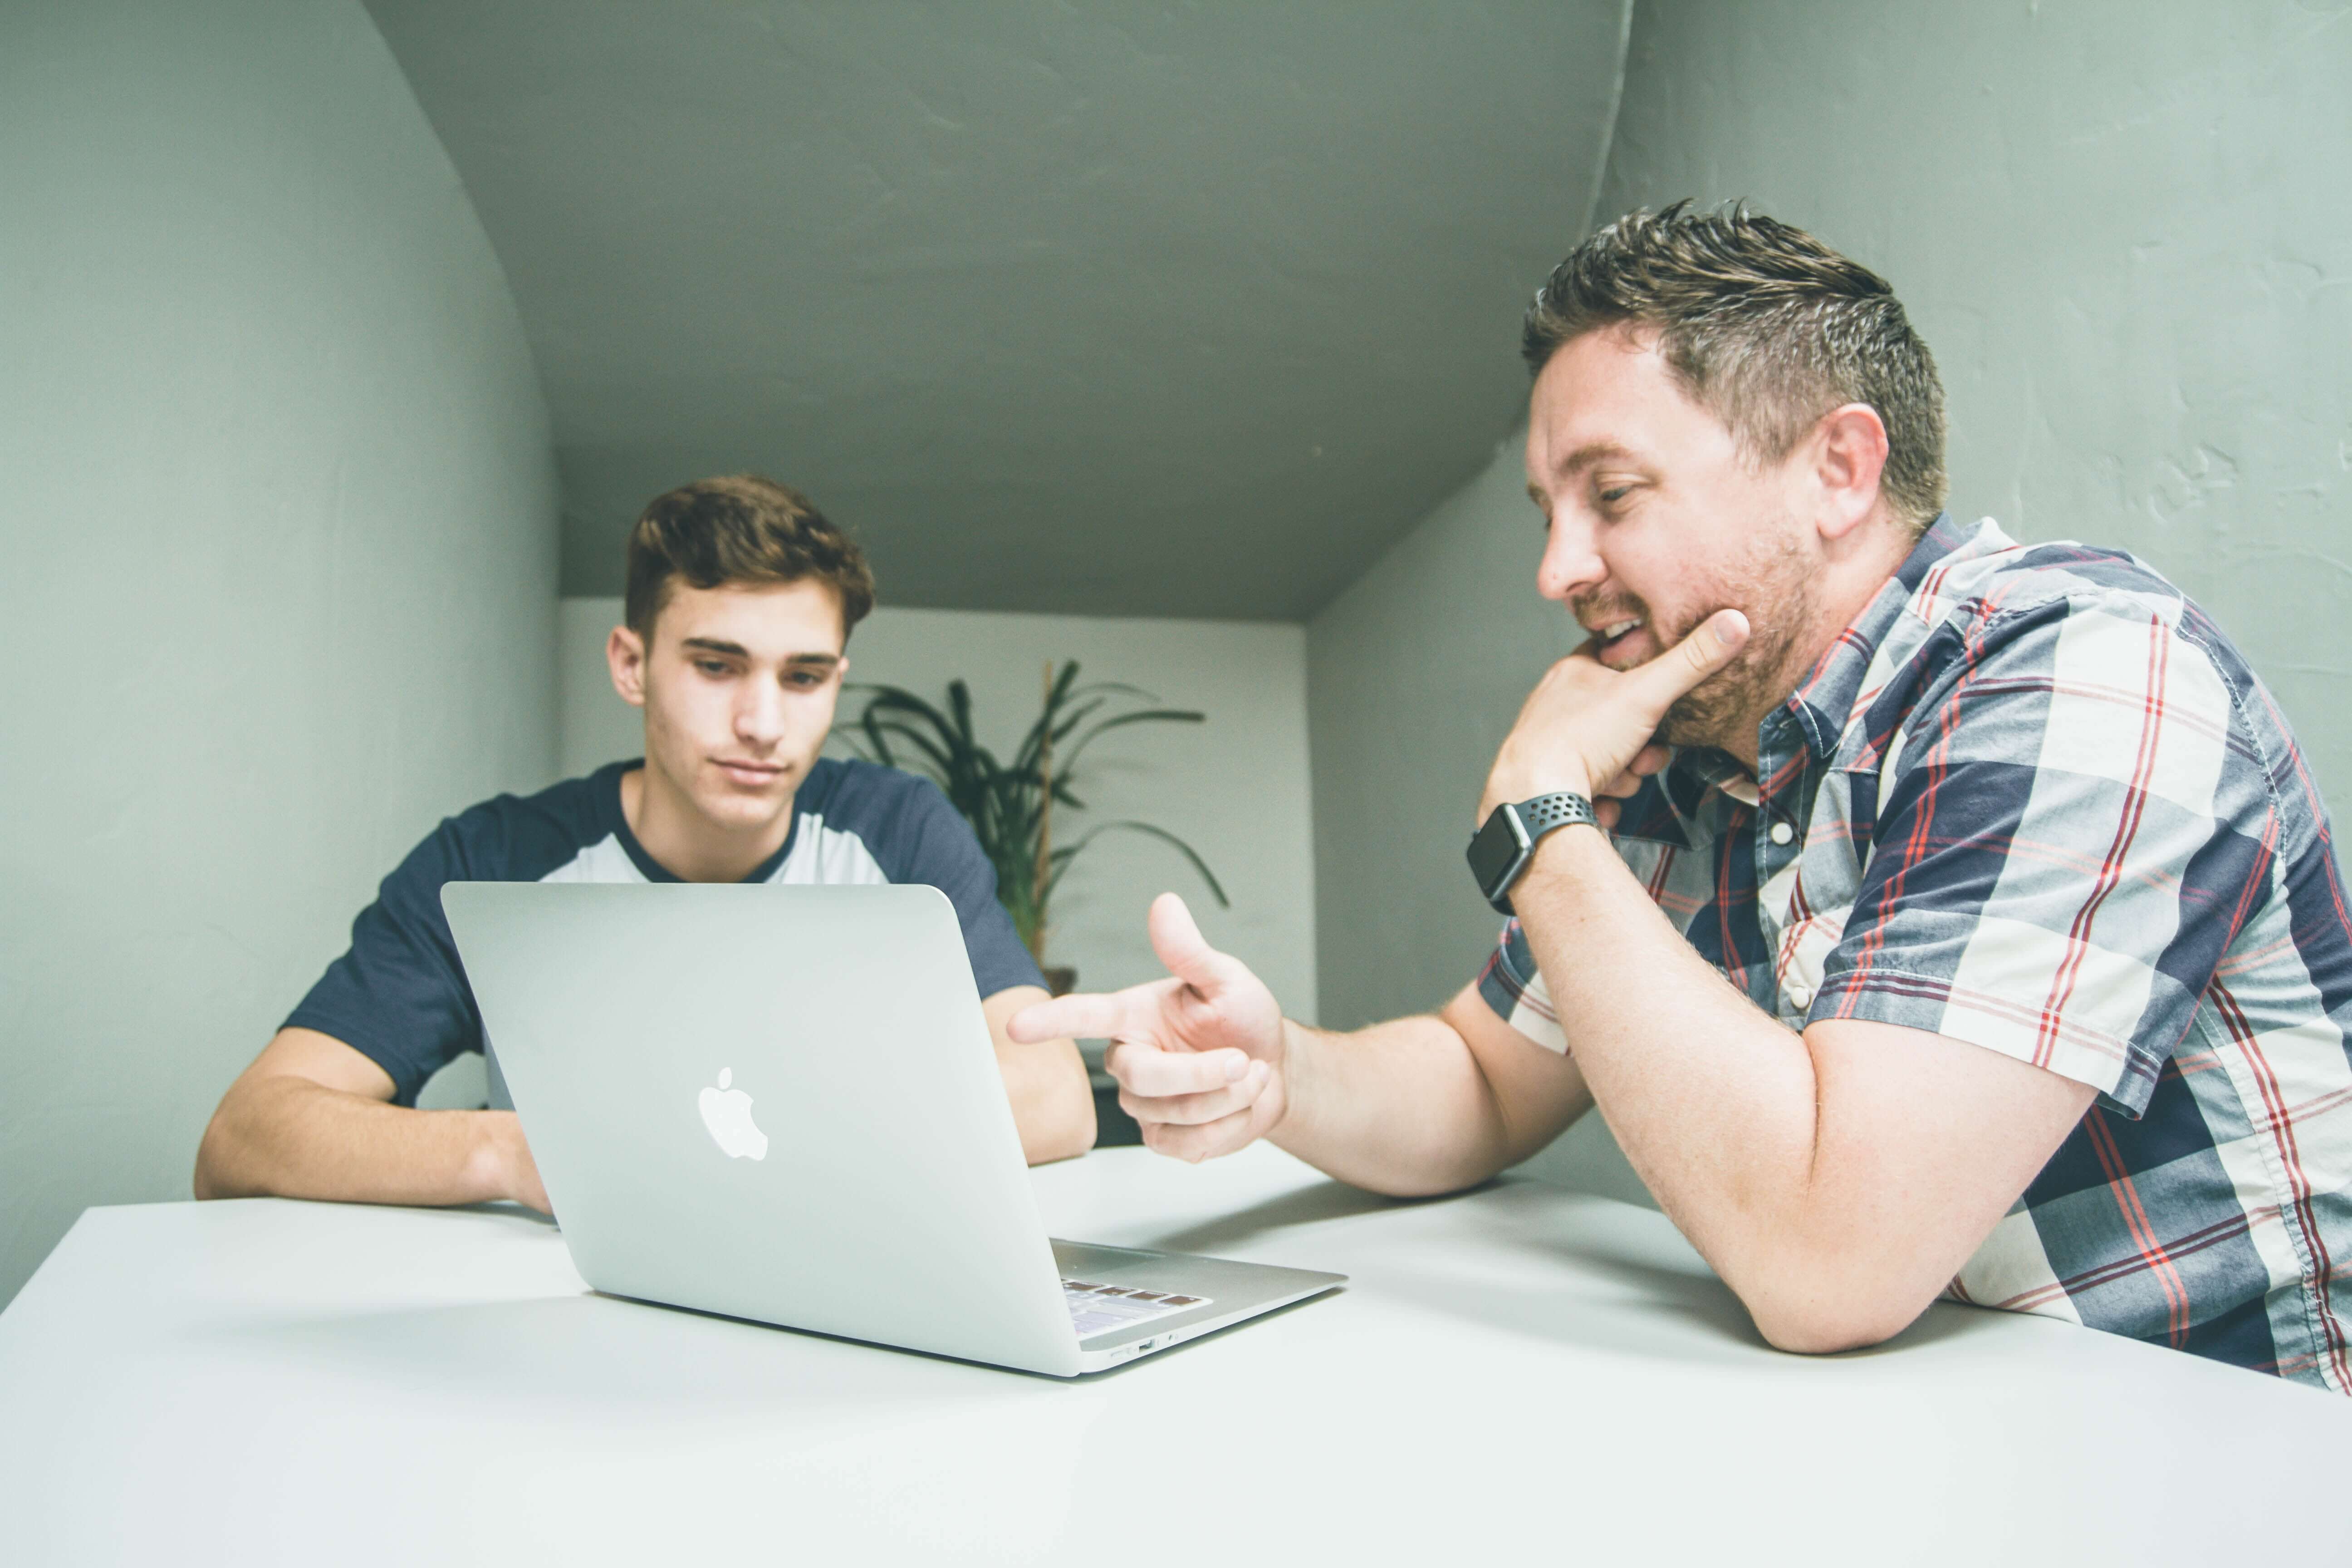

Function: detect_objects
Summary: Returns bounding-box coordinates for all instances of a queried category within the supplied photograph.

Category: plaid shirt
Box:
[1479,514,2352,1390]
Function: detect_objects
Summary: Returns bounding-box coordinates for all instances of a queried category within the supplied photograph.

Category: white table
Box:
[2,1146,2344,1565]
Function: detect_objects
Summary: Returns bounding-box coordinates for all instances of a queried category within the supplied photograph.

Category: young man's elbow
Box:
[1059,1089,1100,1162]
[191,1106,241,1200]
[1027,1075,1098,1165]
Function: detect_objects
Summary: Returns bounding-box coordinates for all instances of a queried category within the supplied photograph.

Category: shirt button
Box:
[1768,819,1795,846]
[1786,984,1813,1010]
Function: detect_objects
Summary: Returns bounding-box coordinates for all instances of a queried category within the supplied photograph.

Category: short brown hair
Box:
[623,474,877,640]
[1523,201,1948,532]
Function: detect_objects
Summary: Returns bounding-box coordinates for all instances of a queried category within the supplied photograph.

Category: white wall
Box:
[0,0,559,1304]
[559,600,1318,1025]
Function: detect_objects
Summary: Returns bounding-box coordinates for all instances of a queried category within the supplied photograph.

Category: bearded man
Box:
[1014,203,2352,1392]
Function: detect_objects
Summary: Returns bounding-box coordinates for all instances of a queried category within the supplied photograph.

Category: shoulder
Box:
[794,755,984,880]
[1947,543,2234,726]
[1903,534,2191,658]
[1866,534,2231,729]
[799,755,959,833]
[410,762,629,884]
[1864,536,2269,822]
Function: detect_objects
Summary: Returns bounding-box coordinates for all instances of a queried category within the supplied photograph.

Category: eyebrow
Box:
[679,637,840,669]
[1552,441,1638,481]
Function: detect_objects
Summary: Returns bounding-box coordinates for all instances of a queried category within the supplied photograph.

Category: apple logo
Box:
[697,1067,769,1161]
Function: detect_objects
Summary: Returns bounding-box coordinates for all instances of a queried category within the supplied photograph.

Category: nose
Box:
[1536,508,1605,604]
[735,676,787,750]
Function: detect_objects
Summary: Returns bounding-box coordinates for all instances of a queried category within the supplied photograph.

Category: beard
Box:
[1585,522,1818,755]
[1656,601,1809,749]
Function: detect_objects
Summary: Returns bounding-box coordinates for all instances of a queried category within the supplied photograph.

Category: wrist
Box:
[1468,790,1600,915]
[1481,770,1593,825]
[1267,1019,1311,1135]
[463,1110,524,1204]
[1518,814,1616,897]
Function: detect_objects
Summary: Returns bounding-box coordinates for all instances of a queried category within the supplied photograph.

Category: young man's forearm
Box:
[981,985,1096,1164]
[996,1039,1097,1165]
[194,1077,534,1208]
[1270,1013,1528,1196]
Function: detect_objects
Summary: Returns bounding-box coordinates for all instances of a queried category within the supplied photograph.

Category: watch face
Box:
[1465,808,1528,898]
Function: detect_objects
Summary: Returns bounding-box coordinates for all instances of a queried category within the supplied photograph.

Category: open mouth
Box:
[1592,618,1645,660]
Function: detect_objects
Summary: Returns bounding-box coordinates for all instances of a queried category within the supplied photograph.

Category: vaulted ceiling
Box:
[364,0,1629,619]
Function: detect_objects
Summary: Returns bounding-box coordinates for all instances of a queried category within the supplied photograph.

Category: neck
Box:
[620,765,797,883]
[1720,519,1915,770]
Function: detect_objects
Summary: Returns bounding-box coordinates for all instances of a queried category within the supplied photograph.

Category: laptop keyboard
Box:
[1061,1278,1214,1340]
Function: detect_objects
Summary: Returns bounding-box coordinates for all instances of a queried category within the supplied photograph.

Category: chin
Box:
[697,780,792,826]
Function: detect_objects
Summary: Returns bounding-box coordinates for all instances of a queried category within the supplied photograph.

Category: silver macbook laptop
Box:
[441,881,1344,1376]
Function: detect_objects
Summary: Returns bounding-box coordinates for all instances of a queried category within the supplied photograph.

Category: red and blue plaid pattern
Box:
[1479,515,2352,1390]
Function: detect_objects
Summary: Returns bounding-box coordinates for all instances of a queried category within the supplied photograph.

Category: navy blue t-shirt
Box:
[285,758,1045,1105]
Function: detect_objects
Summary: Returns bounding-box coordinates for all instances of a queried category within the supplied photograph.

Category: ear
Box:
[607,624,648,709]
[1807,402,1891,543]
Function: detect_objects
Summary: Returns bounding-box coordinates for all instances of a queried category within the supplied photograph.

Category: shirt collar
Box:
[603,760,803,884]
[1675,747,1760,806]
[1777,511,1998,762]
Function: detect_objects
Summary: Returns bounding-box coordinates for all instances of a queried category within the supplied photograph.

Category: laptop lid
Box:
[442,880,1084,1377]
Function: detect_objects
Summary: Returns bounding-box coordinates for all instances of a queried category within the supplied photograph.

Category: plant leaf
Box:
[1044,819,1228,907]
[1058,708,1206,774]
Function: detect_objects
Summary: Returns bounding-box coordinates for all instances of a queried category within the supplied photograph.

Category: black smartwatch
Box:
[1465,791,1599,915]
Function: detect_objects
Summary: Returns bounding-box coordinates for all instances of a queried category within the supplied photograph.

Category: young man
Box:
[1015,205,2352,1390]
[198,475,1093,1210]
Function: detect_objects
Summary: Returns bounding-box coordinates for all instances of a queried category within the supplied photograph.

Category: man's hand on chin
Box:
[1480,608,1750,831]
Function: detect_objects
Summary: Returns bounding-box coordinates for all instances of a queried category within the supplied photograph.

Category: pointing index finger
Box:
[1008,990,1138,1044]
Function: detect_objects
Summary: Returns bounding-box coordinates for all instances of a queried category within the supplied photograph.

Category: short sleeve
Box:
[1475,918,1570,1054]
[283,819,485,1107]
[1815,594,2272,1115]
[875,778,1049,998]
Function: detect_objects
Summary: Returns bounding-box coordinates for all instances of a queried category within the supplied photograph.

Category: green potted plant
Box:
[840,661,1227,991]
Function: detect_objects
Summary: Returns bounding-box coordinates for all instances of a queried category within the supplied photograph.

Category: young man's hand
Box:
[480,1112,550,1212]
[1480,608,1750,822]
[1008,894,1287,1162]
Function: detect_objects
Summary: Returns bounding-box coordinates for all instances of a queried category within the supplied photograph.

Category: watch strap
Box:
[1470,790,1599,916]
[1513,791,1598,839]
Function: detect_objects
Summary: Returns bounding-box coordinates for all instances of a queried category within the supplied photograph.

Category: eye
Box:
[692,659,730,677]
[1592,479,1641,514]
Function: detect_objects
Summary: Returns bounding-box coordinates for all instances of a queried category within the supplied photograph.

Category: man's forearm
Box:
[1509,828,1825,1299]
[1271,1014,1524,1196]
[194,1076,530,1207]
